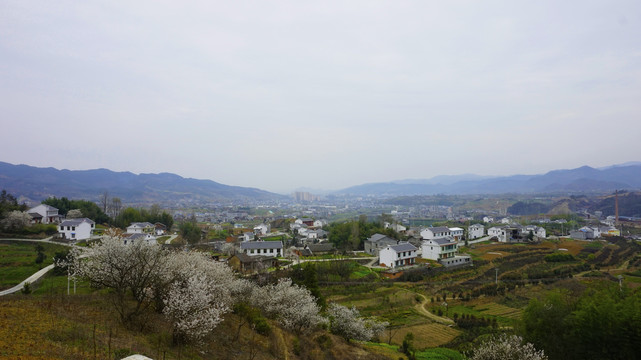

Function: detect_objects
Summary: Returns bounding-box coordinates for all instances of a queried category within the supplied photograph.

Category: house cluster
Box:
[290,218,328,243]
[24,204,96,241]
[365,225,473,269]
[420,226,472,267]
[569,226,620,240]
[487,224,546,242]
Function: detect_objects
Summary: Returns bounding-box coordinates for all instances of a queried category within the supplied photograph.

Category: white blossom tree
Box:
[251,278,326,332]
[467,334,548,360]
[66,209,83,219]
[1,210,31,230]
[70,228,167,323]
[327,303,388,342]
[161,250,249,343]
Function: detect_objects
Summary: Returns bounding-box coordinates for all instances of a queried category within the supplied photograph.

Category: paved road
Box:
[0,237,78,296]
[464,236,493,245]
[164,234,178,244]
[0,264,55,296]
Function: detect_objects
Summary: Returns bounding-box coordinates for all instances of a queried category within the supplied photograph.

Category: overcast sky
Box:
[1,1,640,194]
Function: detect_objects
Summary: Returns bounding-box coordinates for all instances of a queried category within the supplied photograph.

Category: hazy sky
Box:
[2,1,640,193]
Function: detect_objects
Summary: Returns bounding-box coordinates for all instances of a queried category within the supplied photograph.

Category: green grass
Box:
[416,348,464,360]
[0,240,70,290]
[31,273,94,296]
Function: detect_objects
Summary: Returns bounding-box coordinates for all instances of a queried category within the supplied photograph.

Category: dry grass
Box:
[391,322,460,349]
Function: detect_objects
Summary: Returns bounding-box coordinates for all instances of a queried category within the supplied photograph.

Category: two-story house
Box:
[58,218,95,241]
[420,226,453,240]
[126,222,155,234]
[364,233,398,256]
[422,236,472,267]
[379,243,417,269]
[468,224,485,239]
[28,204,62,224]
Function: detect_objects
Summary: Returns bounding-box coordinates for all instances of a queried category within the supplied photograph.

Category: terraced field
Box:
[391,322,461,349]
[477,303,522,319]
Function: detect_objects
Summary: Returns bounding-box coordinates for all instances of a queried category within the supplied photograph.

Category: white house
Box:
[384,222,407,233]
[522,225,546,238]
[253,223,271,236]
[487,226,507,242]
[468,224,485,239]
[483,216,494,223]
[126,222,155,234]
[240,241,283,257]
[123,233,157,246]
[306,229,328,240]
[500,217,512,224]
[420,226,453,240]
[242,232,255,242]
[58,218,95,241]
[154,223,167,236]
[28,204,62,224]
[422,237,459,261]
[421,237,472,267]
[379,243,417,269]
[313,219,327,228]
[450,227,464,241]
[364,233,398,256]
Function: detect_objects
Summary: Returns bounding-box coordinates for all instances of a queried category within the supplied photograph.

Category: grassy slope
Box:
[0,240,69,290]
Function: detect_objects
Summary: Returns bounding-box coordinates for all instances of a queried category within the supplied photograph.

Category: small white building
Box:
[483,216,494,223]
[28,204,62,224]
[123,233,157,246]
[523,225,546,238]
[450,227,464,242]
[468,224,485,239]
[384,222,407,233]
[379,243,417,269]
[240,241,283,257]
[126,222,155,234]
[253,223,271,236]
[154,223,167,236]
[242,232,255,242]
[313,219,327,228]
[487,226,507,242]
[58,218,95,241]
[500,217,512,224]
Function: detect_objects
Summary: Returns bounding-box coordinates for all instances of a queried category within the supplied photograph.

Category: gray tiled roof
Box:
[426,226,451,233]
[59,218,95,227]
[124,233,152,240]
[388,243,417,252]
[240,241,283,250]
[368,233,394,243]
[429,237,455,245]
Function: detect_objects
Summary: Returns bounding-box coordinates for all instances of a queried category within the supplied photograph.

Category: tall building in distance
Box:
[293,192,321,202]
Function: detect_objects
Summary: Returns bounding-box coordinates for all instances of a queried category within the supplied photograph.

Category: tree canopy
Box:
[42,197,109,223]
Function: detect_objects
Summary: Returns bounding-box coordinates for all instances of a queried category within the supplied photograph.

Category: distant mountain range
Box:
[336,164,641,196]
[0,162,285,204]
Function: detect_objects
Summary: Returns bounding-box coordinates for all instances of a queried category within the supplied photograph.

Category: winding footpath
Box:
[0,237,74,296]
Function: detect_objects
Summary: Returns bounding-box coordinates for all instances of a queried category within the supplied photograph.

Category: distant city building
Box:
[293,192,321,202]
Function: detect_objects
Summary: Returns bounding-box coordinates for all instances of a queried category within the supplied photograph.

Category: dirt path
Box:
[413,293,454,325]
